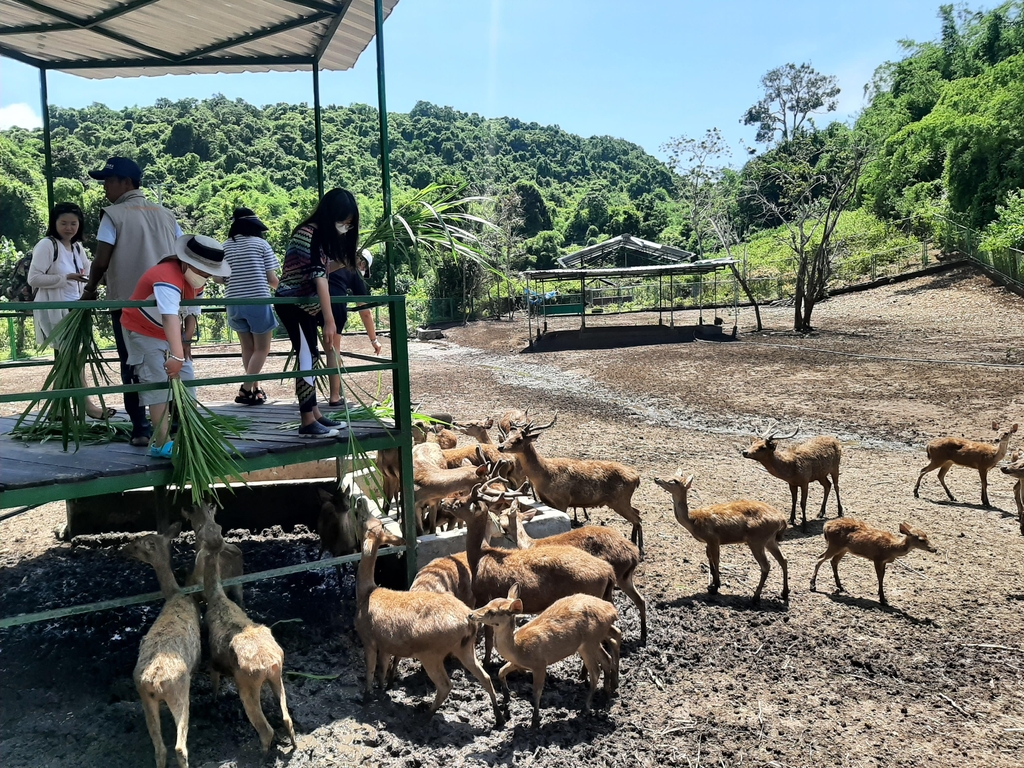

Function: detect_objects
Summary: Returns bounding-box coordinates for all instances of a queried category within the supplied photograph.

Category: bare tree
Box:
[478,187,526,320]
[662,129,763,331]
[745,129,867,332]
[743,63,840,145]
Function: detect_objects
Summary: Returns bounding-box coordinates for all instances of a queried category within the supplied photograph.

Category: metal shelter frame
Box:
[0,0,420,625]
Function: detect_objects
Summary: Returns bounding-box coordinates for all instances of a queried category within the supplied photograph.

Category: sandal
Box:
[234,386,258,405]
[328,399,346,407]
[253,387,267,405]
[86,406,117,420]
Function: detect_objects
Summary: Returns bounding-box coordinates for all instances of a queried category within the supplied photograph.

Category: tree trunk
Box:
[729,264,762,331]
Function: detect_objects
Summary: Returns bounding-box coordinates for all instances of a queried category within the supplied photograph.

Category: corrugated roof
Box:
[0,0,399,78]
[557,233,697,269]
[525,259,739,281]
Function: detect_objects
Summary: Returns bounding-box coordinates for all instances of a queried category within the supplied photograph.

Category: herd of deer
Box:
[122,412,1024,767]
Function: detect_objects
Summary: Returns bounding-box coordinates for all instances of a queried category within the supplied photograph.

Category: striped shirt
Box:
[277,224,328,316]
[222,235,278,298]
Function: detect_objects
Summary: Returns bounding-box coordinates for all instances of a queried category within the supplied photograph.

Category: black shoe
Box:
[317,415,342,428]
[298,421,339,439]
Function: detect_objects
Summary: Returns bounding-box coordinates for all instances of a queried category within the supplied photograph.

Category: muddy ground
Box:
[2,265,1024,767]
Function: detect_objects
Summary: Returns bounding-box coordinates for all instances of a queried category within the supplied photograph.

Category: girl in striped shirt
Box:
[222,208,279,405]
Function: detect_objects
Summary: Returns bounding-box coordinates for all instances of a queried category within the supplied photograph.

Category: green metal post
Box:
[312,62,325,199]
[389,298,417,586]
[374,0,395,297]
[39,68,54,212]
[7,316,18,361]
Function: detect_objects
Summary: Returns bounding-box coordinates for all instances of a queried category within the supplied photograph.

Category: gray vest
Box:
[102,189,179,301]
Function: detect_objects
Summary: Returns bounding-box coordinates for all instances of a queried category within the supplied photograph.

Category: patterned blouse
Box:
[276,224,327,314]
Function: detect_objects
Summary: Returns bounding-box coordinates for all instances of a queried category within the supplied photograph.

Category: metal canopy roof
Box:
[524,258,739,282]
[0,0,399,77]
[556,233,697,269]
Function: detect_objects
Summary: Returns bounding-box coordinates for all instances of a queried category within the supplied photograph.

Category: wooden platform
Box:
[0,402,396,509]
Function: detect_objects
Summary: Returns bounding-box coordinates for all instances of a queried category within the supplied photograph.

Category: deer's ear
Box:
[509,600,524,613]
[507,583,520,600]
[684,475,694,489]
[898,522,911,535]
[167,522,182,539]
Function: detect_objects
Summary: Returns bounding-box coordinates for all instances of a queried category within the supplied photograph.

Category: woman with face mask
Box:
[28,202,114,420]
[275,188,360,438]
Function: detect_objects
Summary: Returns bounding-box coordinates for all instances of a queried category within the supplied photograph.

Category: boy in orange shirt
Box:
[120,235,230,457]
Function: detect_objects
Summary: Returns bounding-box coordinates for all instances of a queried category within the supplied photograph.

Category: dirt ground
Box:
[3,265,1024,767]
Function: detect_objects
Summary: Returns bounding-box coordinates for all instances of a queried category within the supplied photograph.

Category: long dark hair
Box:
[293,187,359,267]
[46,202,85,244]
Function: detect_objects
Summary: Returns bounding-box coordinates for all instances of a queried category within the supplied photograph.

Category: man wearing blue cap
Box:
[82,157,182,446]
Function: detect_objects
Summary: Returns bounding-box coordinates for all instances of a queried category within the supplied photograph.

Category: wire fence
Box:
[935,215,1023,289]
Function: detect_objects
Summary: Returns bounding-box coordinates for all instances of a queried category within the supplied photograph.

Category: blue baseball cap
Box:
[88,157,142,184]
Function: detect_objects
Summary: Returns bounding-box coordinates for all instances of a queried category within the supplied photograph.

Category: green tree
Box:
[743,63,841,144]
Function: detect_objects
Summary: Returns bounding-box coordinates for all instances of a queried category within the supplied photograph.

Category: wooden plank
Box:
[0,458,97,487]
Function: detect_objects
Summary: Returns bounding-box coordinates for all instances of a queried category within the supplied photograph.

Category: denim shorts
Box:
[227,303,278,335]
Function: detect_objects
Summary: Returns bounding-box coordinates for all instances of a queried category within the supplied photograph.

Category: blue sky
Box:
[0,0,984,160]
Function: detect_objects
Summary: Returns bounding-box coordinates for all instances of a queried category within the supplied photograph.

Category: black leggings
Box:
[276,304,322,414]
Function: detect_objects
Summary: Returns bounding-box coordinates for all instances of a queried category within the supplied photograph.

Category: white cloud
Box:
[0,103,42,130]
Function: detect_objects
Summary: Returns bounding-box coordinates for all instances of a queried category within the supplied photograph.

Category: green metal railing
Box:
[936,215,1024,289]
[0,293,418,627]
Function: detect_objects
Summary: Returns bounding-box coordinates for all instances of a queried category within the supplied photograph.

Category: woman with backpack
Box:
[28,201,115,420]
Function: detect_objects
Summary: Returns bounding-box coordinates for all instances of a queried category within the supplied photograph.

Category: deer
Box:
[445,479,617,663]
[182,504,244,608]
[470,584,621,727]
[195,521,295,756]
[810,518,937,605]
[1000,449,1024,534]
[653,471,789,603]
[120,525,201,768]
[355,517,505,728]
[316,484,372,586]
[454,417,495,444]
[741,422,843,529]
[503,502,647,644]
[914,422,1019,508]
[496,415,645,554]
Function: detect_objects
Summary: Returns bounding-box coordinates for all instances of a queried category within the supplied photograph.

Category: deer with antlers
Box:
[741,422,843,529]
[496,415,645,554]
[914,422,1019,508]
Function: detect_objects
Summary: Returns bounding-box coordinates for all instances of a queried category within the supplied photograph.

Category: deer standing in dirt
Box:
[182,504,244,607]
[741,423,843,529]
[196,522,295,756]
[914,422,1019,508]
[810,518,937,605]
[121,525,201,768]
[504,502,647,643]
[470,584,621,727]
[496,415,645,554]
[1000,449,1024,534]
[654,471,789,603]
[354,517,505,727]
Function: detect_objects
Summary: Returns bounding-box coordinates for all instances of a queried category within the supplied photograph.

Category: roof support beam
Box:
[179,11,332,61]
[282,0,348,14]
[52,53,315,71]
[0,42,47,67]
[7,0,177,60]
[314,0,353,62]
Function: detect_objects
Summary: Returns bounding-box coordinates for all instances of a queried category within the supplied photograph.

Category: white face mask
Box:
[184,268,208,289]
[336,222,351,235]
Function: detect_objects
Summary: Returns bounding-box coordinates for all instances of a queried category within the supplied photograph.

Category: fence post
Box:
[7,316,17,362]
[871,254,876,281]
[922,240,928,267]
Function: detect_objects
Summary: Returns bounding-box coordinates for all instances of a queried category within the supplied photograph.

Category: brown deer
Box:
[354,517,504,727]
[453,417,495,444]
[496,415,645,554]
[121,526,201,768]
[914,422,1019,508]
[196,522,295,756]
[741,423,843,528]
[470,584,621,727]
[182,504,244,607]
[503,502,647,643]
[810,518,937,605]
[654,471,789,603]
[1000,449,1024,534]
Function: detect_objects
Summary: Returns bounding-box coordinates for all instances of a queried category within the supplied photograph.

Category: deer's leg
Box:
[268,667,296,747]
[165,684,190,768]
[236,677,275,754]
[420,655,453,715]
[617,568,647,644]
[605,625,622,693]
[830,551,847,592]
[138,689,167,768]
[454,637,505,728]
[799,484,809,528]
[209,668,221,699]
[915,458,946,497]
[979,468,991,508]
[788,484,798,525]
[483,625,495,665]
[766,537,789,600]
[578,644,604,712]
[818,476,832,519]
[832,470,843,517]
[530,667,547,727]
[705,541,721,594]
[747,543,771,604]
[1015,480,1023,534]
[875,561,888,605]
[936,461,955,501]
[363,642,378,695]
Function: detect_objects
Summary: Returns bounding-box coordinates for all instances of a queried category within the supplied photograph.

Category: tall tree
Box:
[745,126,868,332]
[743,63,841,144]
